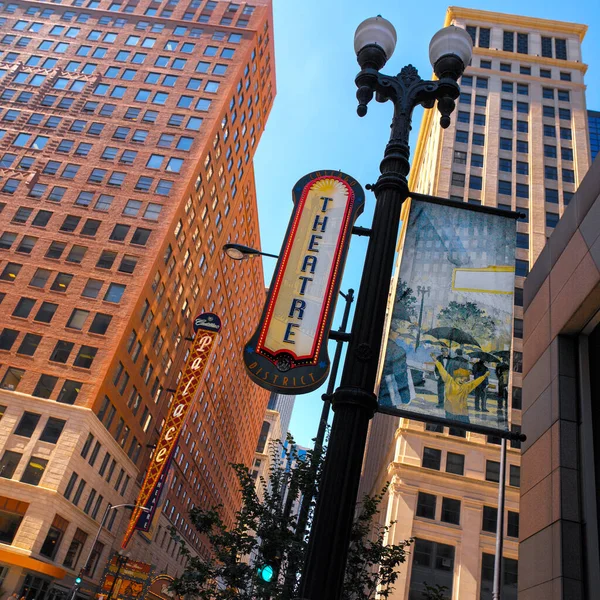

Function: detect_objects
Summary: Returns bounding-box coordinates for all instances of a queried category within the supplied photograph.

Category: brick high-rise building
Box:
[0,0,274,596]
[359,7,591,600]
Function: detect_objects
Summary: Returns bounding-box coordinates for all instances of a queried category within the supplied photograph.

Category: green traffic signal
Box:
[257,564,274,582]
[75,576,82,585]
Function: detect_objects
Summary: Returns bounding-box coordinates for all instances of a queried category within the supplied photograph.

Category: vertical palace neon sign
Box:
[122,313,221,549]
[244,171,364,394]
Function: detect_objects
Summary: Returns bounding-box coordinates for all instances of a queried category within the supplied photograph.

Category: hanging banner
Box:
[244,170,364,394]
[378,197,517,434]
[121,313,221,548]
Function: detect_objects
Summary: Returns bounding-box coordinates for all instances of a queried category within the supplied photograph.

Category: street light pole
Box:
[282,289,354,596]
[298,17,472,600]
[415,285,431,350]
[492,438,508,600]
[70,503,149,600]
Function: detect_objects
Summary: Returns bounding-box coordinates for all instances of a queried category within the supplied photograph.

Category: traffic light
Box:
[75,576,82,585]
[257,564,274,582]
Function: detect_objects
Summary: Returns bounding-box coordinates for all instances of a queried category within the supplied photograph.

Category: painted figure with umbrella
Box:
[425,327,480,408]
[430,352,489,424]
[495,353,510,410]
[468,350,498,412]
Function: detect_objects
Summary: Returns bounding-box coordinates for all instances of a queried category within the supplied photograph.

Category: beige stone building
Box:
[359,7,592,599]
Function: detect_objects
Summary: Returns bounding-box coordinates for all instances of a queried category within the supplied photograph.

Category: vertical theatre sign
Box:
[244,171,364,394]
[378,197,518,435]
[121,313,221,548]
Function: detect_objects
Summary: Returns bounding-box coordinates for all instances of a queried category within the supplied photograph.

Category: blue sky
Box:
[252,0,600,447]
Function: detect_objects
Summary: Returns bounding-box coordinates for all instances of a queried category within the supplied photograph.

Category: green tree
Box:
[422,582,450,600]
[394,280,418,323]
[170,438,412,599]
[437,300,496,341]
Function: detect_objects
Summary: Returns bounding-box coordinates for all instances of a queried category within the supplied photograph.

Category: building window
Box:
[470,176,482,190]
[416,492,436,520]
[40,418,66,444]
[422,447,441,470]
[514,287,524,307]
[485,460,500,482]
[455,130,468,144]
[20,457,48,486]
[33,375,58,399]
[471,154,484,168]
[451,172,465,187]
[63,528,88,569]
[409,539,455,598]
[546,212,560,228]
[14,412,41,437]
[515,259,529,278]
[446,452,464,475]
[507,511,519,538]
[498,181,511,195]
[0,451,22,479]
[441,498,461,525]
[0,497,28,544]
[481,553,518,600]
[482,506,497,533]
[40,514,69,559]
[509,465,521,487]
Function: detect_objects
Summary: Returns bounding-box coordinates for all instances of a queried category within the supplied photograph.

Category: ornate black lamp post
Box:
[297,16,472,600]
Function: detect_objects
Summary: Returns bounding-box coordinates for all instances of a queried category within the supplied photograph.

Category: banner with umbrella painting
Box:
[377,197,518,434]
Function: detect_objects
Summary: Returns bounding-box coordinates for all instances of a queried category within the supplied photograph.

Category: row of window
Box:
[462,79,569,107]
[421,446,520,485]
[4,204,152,241]
[466,24,567,60]
[2,223,153,251]
[0,317,109,358]
[470,57,572,82]
[415,491,519,537]
[3,0,254,26]
[96,395,149,462]
[0,341,98,377]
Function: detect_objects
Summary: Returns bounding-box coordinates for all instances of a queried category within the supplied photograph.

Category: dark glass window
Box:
[15,412,41,437]
[0,450,22,479]
[33,375,58,399]
[509,465,521,487]
[441,498,461,525]
[515,260,529,278]
[423,447,441,470]
[57,380,81,405]
[485,460,500,482]
[471,154,484,168]
[17,333,41,356]
[446,452,464,475]
[0,329,18,350]
[40,417,66,444]
[546,212,560,228]
[416,492,436,519]
[514,287,524,307]
[507,511,519,537]
[541,36,553,58]
[482,506,498,532]
[50,341,74,363]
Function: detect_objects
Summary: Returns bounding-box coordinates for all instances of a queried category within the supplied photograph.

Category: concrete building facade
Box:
[0,0,275,597]
[359,7,591,600]
[521,155,600,599]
